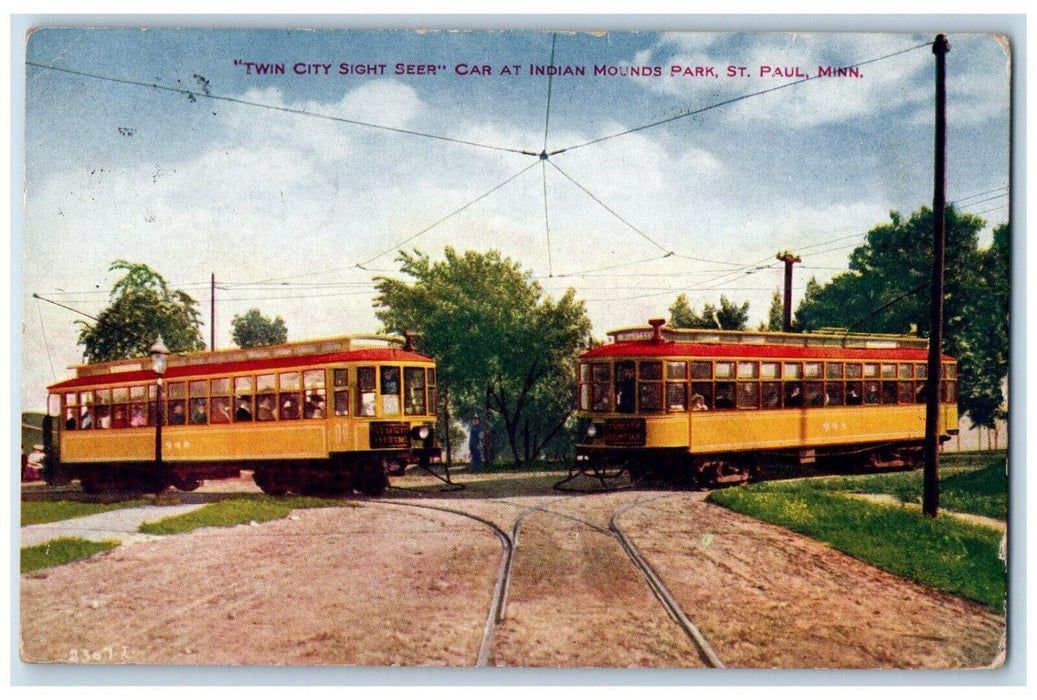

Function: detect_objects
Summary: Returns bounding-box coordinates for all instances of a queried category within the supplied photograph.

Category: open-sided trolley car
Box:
[572,319,959,487]
[44,334,441,496]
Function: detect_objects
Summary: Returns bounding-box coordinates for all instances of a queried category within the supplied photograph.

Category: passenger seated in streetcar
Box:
[785,384,803,407]
[691,394,709,411]
[130,405,147,427]
[211,398,231,423]
[168,402,187,425]
[190,399,208,424]
[235,398,253,421]
[257,396,276,421]
[304,393,326,419]
[112,406,128,429]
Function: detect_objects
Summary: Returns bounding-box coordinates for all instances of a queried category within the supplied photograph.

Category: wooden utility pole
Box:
[776,251,801,332]
[923,34,950,518]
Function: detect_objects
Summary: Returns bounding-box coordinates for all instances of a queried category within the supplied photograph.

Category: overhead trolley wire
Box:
[354,159,539,269]
[547,41,933,156]
[26,61,533,158]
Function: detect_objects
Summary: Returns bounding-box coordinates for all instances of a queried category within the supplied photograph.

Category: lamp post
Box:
[151,335,169,495]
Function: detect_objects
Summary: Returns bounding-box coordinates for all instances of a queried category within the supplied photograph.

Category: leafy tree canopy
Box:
[669,293,751,331]
[231,308,289,348]
[77,260,206,363]
[795,207,1008,427]
[374,248,591,466]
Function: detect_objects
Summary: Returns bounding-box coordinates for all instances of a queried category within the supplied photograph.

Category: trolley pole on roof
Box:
[210,272,216,351]
[923,34,950,518]
[776,251,801,332]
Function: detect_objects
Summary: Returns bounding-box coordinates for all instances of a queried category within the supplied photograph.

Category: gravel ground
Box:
[19,470,1006,669]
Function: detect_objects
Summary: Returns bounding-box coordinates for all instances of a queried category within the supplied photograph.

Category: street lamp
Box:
[151,335,169,495]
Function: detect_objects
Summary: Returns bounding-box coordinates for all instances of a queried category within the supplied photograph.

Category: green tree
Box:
[77,260,206,363]
[795,207,1007,428]
[231,308,289,348]
[761,290,785,331]
[669,293,751,330]
[374,248,591,467]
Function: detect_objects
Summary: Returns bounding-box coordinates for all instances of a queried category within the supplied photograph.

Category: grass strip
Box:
[138,495,354,535]
[21,499,152,526]
[21,537,120,573]
[708,486,1005,611]
[756,455,1007,520]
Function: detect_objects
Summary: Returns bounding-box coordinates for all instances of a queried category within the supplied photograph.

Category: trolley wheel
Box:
[253,469,287,496]
[352,465,388,497]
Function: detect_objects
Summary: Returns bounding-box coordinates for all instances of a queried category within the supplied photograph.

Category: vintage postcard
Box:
[17,24,1011,676]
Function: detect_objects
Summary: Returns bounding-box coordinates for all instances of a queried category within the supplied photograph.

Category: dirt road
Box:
[19,471,1005,668]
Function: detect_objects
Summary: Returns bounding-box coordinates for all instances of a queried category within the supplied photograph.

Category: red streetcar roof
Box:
[48,347,434,392]
[580,340,951,363]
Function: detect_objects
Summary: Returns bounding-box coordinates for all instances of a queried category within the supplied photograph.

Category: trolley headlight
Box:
[411,425,431,441]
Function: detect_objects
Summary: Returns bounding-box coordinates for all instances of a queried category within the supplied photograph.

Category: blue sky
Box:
[18,26,1011,411]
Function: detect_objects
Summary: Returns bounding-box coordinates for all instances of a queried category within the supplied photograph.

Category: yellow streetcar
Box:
[571,319,958,487]
[44,333,441,496]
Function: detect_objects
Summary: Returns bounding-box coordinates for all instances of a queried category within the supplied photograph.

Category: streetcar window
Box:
[863,363,879,378]
[210,396,232,423]
[826,383,844,406]
[899,363,913,379]
[615,361,636,414]
[666,382,687,412]
[381,367,401,416]
[304,370,327,419]
[334,389,350,417]
[863,381,880,404]
[189,380,207,398]
[256,394,277,421]
[913,381,927,404]
[881,363,897,379]
[944,363,957,379]
[762,381,781,408]
[761,362,780,380]
[167,382,185,400]
[582,363,611,412]
[881,381,898,404]
[334,368,348,387]
[826,362,843,379]
[211,378,231,395]
[943,380,957,403]
[737,361,759,379]
[579,363,591,382]
[804,362,822,379]
[190,398,208,424]
[714,382,735,410]
[846,382,863,404]
[736,382,759,409]
[257,373,276,392]
[784,382,803,407]
[691,382,713,409]
[93,390,111,429]
[358,366,377,416]
[845,363,863,380]
[783,362,802,380]
[112,387,129,429]
[427,368,438,415]
[111,404,128,429]
[168,400,187,425]
[404,366,426,415]
[279,371,301,420]
[896,381,914,404]
[638,382,663,413]
[691,361,712,380]
[804,381,824,407]
[916,364,928,379]
[666,361,687,380]
[639,361,662,381]
[234,377,254,422]
[715,362,734,380]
